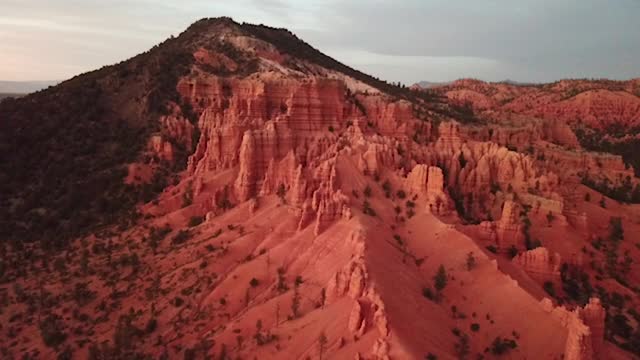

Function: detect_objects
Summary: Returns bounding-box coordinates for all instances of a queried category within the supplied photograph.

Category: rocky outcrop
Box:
[480,199,525,251]
[564,312,594,360]
[147,135,174,162]
[326,258,368,304]
[405,164,430,194]
[541,297,606,360]
[435,121,463,150]
[411,120,565,221]
[541,118,580,147]
[161,112,196,151]
[311,185,351,236]
[357,95,417,136]
[496,200,524,250]
[404,164,451,214]
[325,232,391,357]
[578,298,606,357]
[348,299,368,338]
[425,167,451,215]
[538,146,633,181]
[184,76,347,177]
[512,247,561,282]
[358,141,402,175]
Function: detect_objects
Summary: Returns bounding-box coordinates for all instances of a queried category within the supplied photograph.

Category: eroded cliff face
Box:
[513,247,562,281]
[156,61,586,358]
[9,19,639,360]
[172,60,623,272]
[541,298,606,360]
[100,36,640,358]
[156,62,619,358]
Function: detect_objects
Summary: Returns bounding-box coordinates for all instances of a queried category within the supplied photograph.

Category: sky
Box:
[1,0,639,84]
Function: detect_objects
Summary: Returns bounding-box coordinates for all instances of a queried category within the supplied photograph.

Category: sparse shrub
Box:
[396,190,406,199]
[453,330,470,359]
[318,331,328,360]
[466,252,476,271]
[39,314,67,348]
[609,217,624,242]
[291,282,301,318]
[112,313,143,353]
[249,278,260,287]
[173,297,184,307]
[364,185,372,198]
[205,244,217,252]
[470,323,480,332]
[73,282,97,306]
[543,281,556,297]
[382,180,392,198]
[546,211,555,225]
[363,200,376,216]
[172,230,191,245]
[188,216,204,227]
[560,263,593,305]
[276,267,288,292]
[145,318,157,334]
[434,265,447,292]
[422,287,434,300]
[490,337,517,355]
[149,225,171,252]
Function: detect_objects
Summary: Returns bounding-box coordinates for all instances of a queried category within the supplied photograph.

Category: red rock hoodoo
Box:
[4,18,640,360]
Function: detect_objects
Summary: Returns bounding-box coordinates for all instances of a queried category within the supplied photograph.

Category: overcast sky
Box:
[1,0,638,84]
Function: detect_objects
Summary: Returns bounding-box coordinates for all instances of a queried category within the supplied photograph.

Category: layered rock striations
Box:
[513,247,562,282]
[9,18,638,360]
[405,164,452,215]
[541,298,606,360]
[495,199,525,250]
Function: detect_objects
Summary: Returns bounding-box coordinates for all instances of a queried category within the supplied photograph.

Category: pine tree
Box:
[319,331,328,360]
[466,252,476,271]
[434,265,447,292]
